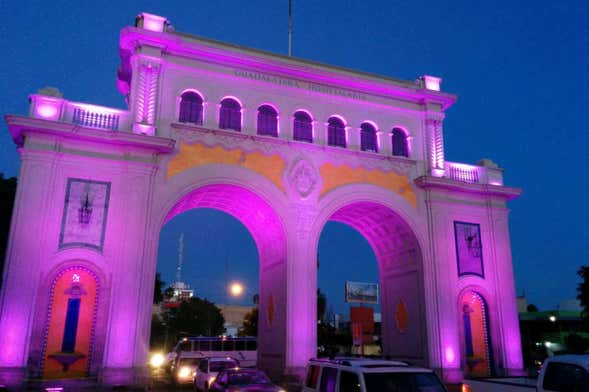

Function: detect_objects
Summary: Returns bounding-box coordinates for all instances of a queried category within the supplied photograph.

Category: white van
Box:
[302,358,447,392]
[537,355,589,392]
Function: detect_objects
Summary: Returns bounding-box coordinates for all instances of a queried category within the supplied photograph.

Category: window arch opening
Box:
[219,98,242,131]
[179,92,204,125]
[257,105,278,137]
[391,128,409,157]
[327,117,346,148]
[293,111,313,143]
[360,122,378,152]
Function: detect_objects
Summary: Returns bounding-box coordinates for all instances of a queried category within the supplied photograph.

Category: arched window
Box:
[257,105,278,137]
[391,127,409,157]
[360,122,378,152]
[179,92,203,125]
[327,117,346,148]
[219,98,241,131]
[293,111,313,143]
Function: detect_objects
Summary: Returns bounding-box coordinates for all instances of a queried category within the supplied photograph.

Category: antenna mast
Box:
[288,0,293,56]
[176,233,184,284]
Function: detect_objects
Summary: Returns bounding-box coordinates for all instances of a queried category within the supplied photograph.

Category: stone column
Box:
[130,51,162,136]
[283,157,321,378]
[422,194,463,383]
[347,126,360,150]
[425,112,445,177]
[99,168,158,387]
[0,151,55,387]
[489,210,524,375]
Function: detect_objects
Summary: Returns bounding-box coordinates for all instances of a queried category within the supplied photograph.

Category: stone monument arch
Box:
[0,12,524,388]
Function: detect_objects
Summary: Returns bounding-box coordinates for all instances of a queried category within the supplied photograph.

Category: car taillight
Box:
[461,383,471,392]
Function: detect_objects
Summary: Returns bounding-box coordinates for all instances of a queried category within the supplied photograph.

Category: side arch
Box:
[311,184,430,365]
[30,260,108,379]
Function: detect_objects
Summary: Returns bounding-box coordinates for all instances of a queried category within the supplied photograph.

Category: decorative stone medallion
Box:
[287,157,317,198]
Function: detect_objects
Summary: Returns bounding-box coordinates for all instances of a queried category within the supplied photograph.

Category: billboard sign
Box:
[345,281,379,304]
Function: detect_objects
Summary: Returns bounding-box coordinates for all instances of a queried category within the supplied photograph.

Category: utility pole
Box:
[288,0,293,56]
[176,233,184,285]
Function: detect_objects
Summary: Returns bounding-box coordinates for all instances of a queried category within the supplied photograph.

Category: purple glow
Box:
[30,95,63,121]
[36,104,58,119]
[139,13,167,32]
[423,75,442,91]
[445,346,456,364]
[132,123,155,135]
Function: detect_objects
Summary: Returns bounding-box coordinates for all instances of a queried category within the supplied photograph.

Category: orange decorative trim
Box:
[167,142,286,192]
[319,163,417,207]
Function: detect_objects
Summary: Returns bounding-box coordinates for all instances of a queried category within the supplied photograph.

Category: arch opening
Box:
[318,201,426,364]
[157,183,287,375]
[459,290,493,377]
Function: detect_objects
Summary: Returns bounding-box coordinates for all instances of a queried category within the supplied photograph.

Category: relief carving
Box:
[287,158,318,199]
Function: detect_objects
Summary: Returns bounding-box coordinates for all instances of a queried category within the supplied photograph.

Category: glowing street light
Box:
[549,315,556,322]
[229,282,244,297]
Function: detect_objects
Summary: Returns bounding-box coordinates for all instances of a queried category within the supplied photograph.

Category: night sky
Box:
[1,1,588,314]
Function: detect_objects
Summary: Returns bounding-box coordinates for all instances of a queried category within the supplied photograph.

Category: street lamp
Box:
[229,281,244,297]
[549,315,556,322]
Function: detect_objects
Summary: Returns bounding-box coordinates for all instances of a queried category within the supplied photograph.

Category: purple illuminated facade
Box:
[0,12,524,388]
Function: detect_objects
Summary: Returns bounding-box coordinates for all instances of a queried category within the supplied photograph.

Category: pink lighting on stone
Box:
[445,346,456,364]
[138,13,167,32]
[132,123,155,136]
[37,104,58,119]
[30,95,64,121]
[423,75,442,91]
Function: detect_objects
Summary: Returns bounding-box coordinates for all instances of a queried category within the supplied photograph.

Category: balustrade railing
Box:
[444,161,504,186]
[72,107,121,130]
[445,163,480,183]
[29,94,131,131]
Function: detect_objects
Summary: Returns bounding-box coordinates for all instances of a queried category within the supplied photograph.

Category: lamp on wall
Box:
[78,192,93,225]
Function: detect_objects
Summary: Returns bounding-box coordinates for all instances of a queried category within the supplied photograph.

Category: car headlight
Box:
[178,366,192,379]
[150,353,165,368]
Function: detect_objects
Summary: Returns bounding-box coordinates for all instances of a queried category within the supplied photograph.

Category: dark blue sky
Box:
[1,1,588,313]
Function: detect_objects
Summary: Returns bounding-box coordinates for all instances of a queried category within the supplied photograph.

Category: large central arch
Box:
[156,175,289,377]
[313,187,427,364]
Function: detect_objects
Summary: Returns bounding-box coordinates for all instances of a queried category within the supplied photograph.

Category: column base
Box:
[437,367,463,384]
[506,367,527,377]
[99,366,150,388]
[0,367,26,389]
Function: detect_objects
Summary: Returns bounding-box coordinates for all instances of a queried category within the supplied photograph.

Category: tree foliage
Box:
[526,304,538,312]
[0,175,17,289]
[577,266,589,324]
[153,273,164,304]
[169,297,225,337]
[239,307,258,337]
[317,289,327,322]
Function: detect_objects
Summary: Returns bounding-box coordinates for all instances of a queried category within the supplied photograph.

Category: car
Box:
[194,356,240,392]
[537,355,589,392]
[302,358,447,392]
[173,355,203,384]
[209,368,286,392]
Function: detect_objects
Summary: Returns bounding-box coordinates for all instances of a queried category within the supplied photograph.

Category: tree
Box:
[577,266,589,325]
[0,174,17,289]
[239,307,258,337]
[169,297,225,337]
[154,273,164,304]
[526,304,538,312]
[317,289,327,323]
[164,286,175,301]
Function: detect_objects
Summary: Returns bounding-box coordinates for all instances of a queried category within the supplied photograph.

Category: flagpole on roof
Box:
[288,0,293,56]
